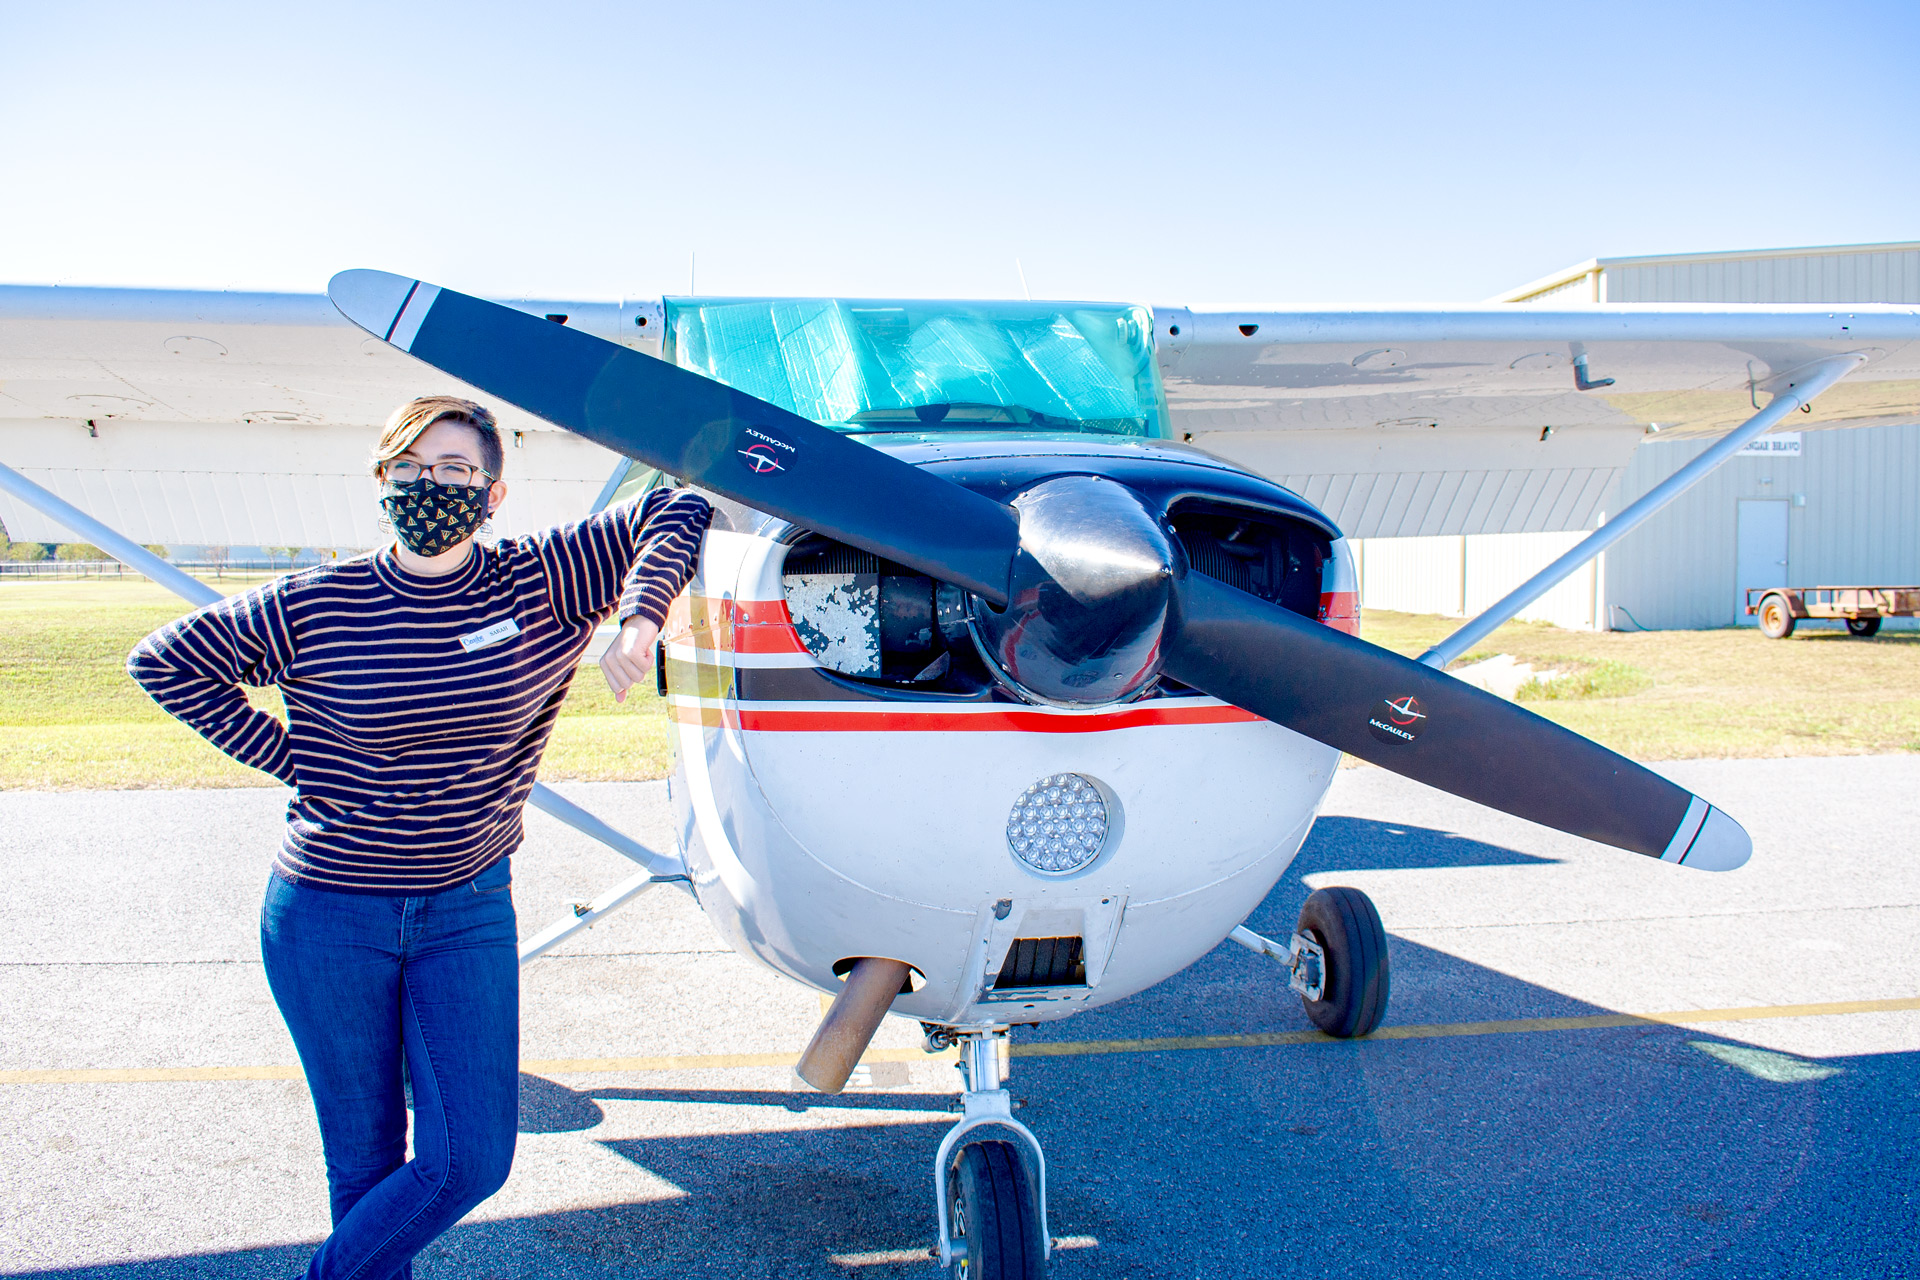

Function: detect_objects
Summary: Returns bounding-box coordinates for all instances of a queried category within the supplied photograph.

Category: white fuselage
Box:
[664,526,1352,1028]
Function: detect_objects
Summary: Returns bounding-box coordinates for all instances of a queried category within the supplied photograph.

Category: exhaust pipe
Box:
[795,957,913,1094]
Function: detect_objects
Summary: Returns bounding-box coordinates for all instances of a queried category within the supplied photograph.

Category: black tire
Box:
[948,1140,1044,1279]
[1757,594,1795,639]
[1297,886,1390,1038]
[1848,617,1882,637]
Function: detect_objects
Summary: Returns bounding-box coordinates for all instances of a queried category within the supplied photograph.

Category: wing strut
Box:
[0,461,228,610]
[1417,352,1865,669]
[588,455,634,515]
[0,459,684,964]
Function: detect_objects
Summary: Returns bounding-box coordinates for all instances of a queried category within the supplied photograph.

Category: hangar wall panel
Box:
[1272,465,1619,540]
[0,420,622,549]
[1605,247,1920,304]
[1397,241,1920,633]
[1357,529,1600,630]
[1464,529,1596,629]
[1357,536,1464,616]
[1602,422,1920,630]
[1361,422,1920,634]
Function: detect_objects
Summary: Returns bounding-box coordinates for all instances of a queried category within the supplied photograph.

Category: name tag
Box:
[459,617,522,653]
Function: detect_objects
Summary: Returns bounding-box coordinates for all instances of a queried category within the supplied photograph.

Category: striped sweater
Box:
[128,487,713,894]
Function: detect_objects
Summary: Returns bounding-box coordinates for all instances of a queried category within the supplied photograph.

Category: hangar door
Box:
[1735,499,1790,624]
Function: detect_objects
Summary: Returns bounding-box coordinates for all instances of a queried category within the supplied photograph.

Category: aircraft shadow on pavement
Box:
[19,823,1918,1280]
[25,975,1917,1280]
[1288,814,1559,874]
[518,1074,953,1136]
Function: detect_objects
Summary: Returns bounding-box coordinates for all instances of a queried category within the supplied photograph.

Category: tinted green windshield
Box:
[664,298,1167,437]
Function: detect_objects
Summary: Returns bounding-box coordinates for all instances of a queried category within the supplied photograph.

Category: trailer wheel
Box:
[1847,617,1882,637]
[1757,594,1795,639]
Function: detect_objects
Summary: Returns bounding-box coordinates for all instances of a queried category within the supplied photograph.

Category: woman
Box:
[128,396,712,1277]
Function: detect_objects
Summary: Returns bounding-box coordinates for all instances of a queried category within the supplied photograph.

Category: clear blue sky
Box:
[3,1,1915,305]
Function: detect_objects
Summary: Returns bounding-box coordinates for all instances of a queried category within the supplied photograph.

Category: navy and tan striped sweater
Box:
[128,488,712,895]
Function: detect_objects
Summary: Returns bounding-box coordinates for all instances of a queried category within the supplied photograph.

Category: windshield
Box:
[663,298,1167,437]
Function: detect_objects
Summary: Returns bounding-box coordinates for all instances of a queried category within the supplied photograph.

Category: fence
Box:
[0,559,317,582]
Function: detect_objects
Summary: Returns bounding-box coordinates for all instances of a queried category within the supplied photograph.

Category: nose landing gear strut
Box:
[932,1027,1050,1276]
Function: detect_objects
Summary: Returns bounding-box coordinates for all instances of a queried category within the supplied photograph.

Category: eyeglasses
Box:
[384,460,493,487]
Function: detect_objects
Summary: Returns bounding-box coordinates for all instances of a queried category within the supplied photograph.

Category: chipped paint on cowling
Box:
[786,573,881,676]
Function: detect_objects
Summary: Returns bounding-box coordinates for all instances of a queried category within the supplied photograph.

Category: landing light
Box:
[1007,773,1108,875]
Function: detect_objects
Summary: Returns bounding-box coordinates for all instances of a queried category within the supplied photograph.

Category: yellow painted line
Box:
[0,1046,956,1086]
[0,1065,304,1084]
[1011,995,1920,1060]
[5,996,1915,1085]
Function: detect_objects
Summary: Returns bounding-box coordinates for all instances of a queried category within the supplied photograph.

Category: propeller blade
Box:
[327,270,1020,606]
[1164,573,1750,869]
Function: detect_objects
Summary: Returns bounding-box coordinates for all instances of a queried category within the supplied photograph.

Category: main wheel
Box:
[1297,886,1390,1038]
[1757,594,1795,639]
[948,1139,1044,1279]
[1848,617,1882,637]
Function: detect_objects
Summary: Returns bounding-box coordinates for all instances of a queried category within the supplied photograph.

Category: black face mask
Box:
[381,477,490,557]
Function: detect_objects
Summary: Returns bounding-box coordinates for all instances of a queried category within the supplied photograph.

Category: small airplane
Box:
[4,270,1919,1275]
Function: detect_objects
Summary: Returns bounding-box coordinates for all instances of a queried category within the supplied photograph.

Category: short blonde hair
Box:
[371,396,503,479]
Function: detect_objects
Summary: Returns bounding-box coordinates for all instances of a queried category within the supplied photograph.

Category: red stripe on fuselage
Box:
[679,595,809,654]
[734,616,809,654]
[670,702,1263,732]
[1318,591,1361,637]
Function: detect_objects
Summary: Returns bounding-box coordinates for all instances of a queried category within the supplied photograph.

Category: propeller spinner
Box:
[327,269,1750,872]
[968,475,1183,707]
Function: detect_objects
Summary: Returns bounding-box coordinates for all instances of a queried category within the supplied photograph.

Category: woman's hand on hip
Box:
[602,618,660,704]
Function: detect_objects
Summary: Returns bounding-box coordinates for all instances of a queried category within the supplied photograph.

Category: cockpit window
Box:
[663,299,1168,438]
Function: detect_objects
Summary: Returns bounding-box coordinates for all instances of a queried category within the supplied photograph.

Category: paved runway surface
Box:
[3,757,1916,1279]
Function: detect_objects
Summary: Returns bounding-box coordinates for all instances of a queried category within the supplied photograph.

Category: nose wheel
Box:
[933,1029,1050,1276]
[948,1139,1046,1278]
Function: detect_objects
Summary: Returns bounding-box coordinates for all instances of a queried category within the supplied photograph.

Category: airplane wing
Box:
[3,284,1916,545]
[0,285,656,545]
[1155,303,1920,536]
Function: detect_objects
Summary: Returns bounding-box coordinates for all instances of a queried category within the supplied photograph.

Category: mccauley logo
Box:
[739,443,784,474]
[738,428,796,474]
[1367,693,1427,745]
[744,428,795,452]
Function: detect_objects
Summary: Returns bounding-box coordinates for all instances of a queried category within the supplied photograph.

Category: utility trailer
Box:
[1746,586,1920,639]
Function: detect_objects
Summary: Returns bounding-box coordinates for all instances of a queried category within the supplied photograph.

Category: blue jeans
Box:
[261,858,520,1280]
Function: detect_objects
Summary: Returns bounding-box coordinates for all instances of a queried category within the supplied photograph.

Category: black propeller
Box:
[328,271,1749,871]
[1163,573,1735,861]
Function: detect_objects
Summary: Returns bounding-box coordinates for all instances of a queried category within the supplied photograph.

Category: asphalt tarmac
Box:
[3,757,1916,1279]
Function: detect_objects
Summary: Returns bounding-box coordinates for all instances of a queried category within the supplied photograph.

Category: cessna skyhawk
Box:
[3,270,1917,1277]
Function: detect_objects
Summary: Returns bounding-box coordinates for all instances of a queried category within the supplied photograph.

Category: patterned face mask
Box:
[381,477,490,557]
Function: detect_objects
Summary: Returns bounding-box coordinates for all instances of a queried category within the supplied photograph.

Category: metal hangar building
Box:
[1355,241,1920,632]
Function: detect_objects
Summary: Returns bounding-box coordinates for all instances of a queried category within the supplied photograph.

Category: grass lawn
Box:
[1361,609,1920,762]
[0,578,670,790]
[0,579,1915,790]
